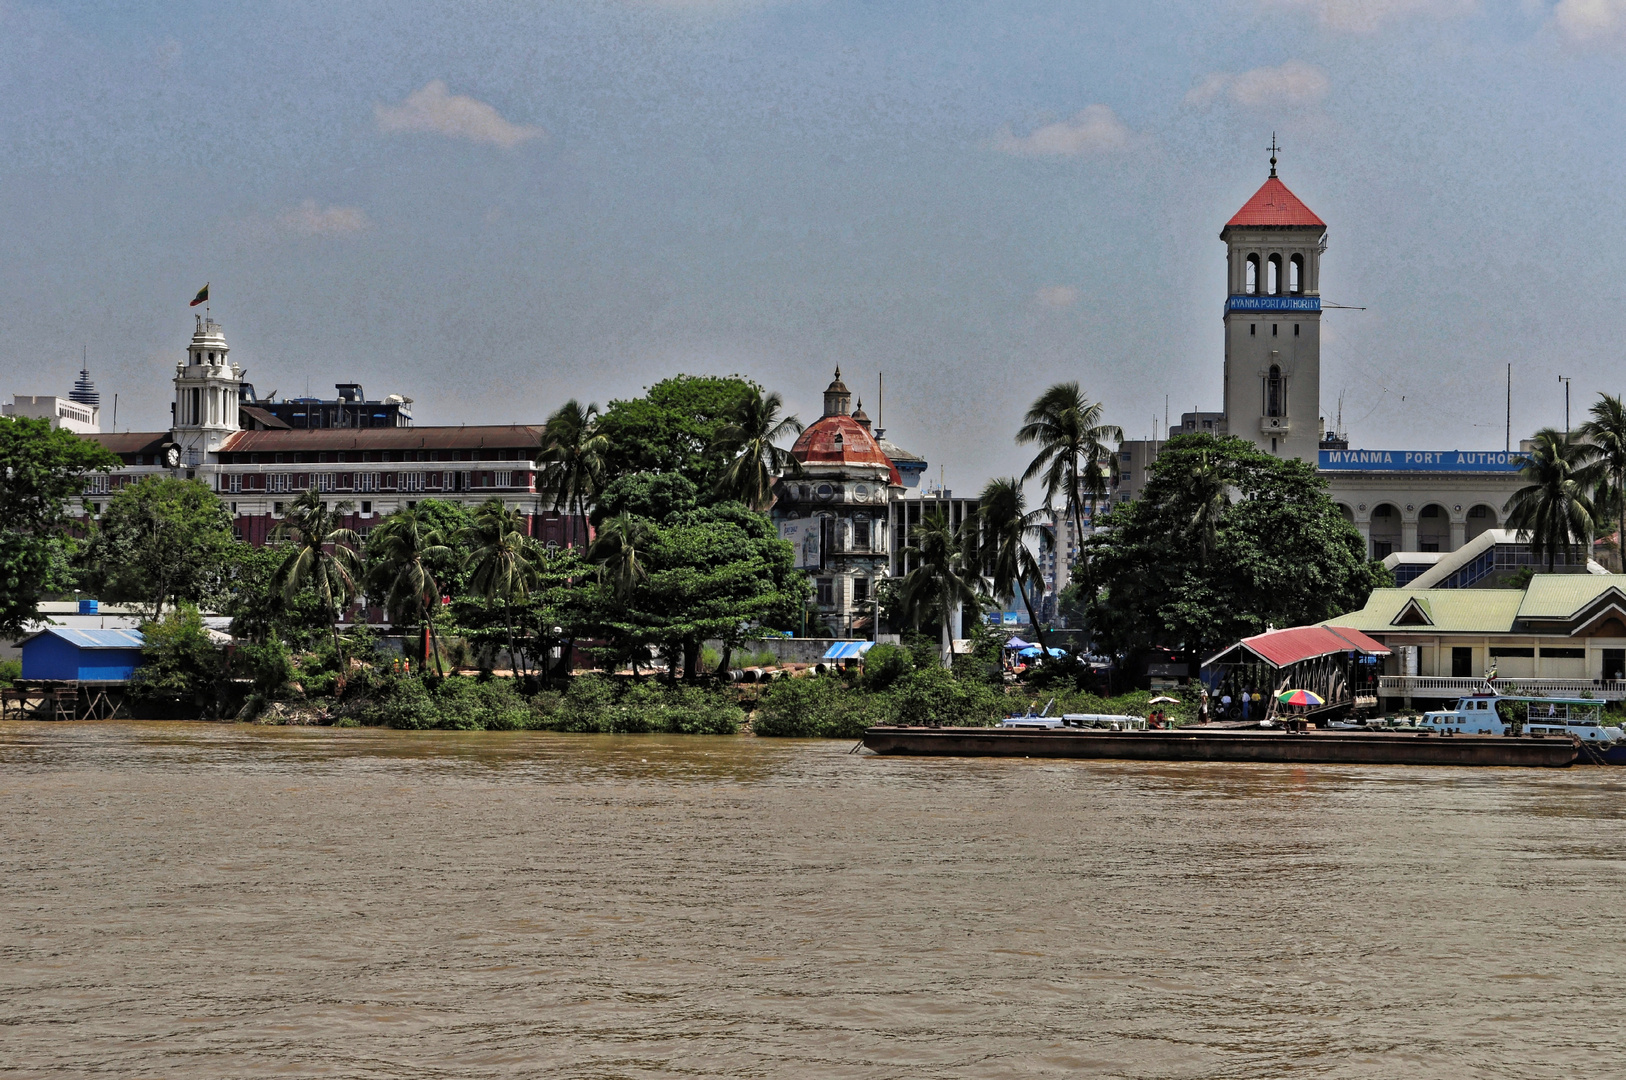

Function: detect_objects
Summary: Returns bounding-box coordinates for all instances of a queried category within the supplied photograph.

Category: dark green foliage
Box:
[593,472,700,525]
[79,477,237,619]
[235,639,294,698]
[0,416,120,636]
[130,604,221,714]
[351,672,741,733]
[753,667,1004,737]
[596,375,760,495]
[1084,434,1382,661]
[0,658,20,687]
[860,643,913,690]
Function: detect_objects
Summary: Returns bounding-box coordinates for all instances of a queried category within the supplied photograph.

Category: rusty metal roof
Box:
[85,432,170,454]
[220,424,545,452]
[1204,625,1390,669]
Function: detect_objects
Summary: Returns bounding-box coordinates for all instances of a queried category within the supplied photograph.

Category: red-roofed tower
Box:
[1220,142,1327,463]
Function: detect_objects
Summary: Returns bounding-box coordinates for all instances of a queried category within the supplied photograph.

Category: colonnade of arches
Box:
[1243,252,1305,297]
[1335,501,1500,559]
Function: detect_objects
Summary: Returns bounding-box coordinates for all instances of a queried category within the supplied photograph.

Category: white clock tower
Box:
[171,314,243,467]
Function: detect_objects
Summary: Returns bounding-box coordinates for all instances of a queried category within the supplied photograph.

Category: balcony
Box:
[1379,676,1626,701]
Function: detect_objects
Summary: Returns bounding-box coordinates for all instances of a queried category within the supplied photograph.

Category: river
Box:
[3,722,1623,1078]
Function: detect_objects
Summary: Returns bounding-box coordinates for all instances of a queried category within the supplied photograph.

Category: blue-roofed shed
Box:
[820,640,875,661]
[19,628,145,682]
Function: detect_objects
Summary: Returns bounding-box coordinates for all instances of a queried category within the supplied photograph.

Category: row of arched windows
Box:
[1243,253,1304,297]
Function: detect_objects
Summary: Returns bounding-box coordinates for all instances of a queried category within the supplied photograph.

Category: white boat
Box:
[1420,693,1626,762]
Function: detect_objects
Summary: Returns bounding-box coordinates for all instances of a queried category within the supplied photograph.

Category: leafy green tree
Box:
[595,375,760,496]
[272,489,363,672]
[0,416,119,636]
[976,478,1051,652]
[589,513,654,601]
[897,509,980,668]
[129,604,220,715]
[1504,428,1596,573]
[1083,434,1380,662]
[1016,382,1122,561]
[713,388,804,511]
[1580,394,1626,569]
[79,476,237,619]
[592,472,699,526]
[585,502,808,680]
[463,498,544,675]
[537,399,608,548]
[366,506,454,675]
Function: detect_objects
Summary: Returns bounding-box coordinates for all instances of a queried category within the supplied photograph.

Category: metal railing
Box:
[1379,675,1626,701]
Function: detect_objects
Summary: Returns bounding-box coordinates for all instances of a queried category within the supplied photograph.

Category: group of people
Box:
[1216,688,1264,721]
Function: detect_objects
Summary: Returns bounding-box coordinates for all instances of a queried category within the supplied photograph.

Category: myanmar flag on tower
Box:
[189,283,209,307]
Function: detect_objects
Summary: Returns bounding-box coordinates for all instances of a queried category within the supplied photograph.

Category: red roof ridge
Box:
[1225,176,1324,229]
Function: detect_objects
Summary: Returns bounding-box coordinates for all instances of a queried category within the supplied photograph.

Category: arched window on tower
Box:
[1267,255,1282,296]
[1289,254,1303,295]
[1266,365,1284,417]
[1245,255,1260,296]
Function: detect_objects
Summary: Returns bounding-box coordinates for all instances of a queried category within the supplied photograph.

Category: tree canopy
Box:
[0,417,119,636]
[1083,434,1382,661]
[595,375,760,494]
[78,476,237,620]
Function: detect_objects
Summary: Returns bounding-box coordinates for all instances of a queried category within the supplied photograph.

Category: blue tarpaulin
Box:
[1018,646,1068,658]
[821,641,876,660]
[1004,637,1032,649]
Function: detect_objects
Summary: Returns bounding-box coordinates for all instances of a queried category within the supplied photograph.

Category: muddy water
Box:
[3,723,1625,1079]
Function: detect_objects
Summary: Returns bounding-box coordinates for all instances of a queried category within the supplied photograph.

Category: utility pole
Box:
[1559,375,1573,434]
[1505,364,1511,452]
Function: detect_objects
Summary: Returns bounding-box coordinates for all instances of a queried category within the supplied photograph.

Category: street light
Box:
[1559,375,1573,434]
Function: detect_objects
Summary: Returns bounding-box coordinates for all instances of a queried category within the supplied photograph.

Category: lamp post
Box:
[1559,375,1573,434]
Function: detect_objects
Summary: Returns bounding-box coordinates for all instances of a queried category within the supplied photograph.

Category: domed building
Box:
[774,368,903,636]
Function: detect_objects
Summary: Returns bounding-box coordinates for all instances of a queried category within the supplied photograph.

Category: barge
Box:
[861,725,1580,767]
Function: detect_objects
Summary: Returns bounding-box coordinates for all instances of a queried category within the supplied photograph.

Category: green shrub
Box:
[236,639,293,697]
[0,658,20,687]
[861,643,913,691]
[891,666,1002,727]
[754,675,896,738]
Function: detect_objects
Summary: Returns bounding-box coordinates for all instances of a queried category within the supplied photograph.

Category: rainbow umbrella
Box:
[1277,689,1324,707]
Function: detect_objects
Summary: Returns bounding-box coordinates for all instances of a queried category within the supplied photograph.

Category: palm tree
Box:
[1580,393,1626,571]
[713,389,804,510]
[977,478,1051,654]
[1016,382,1122,561]
[588,513,653,601]
[537,399,609,548]
[1504,428,1596,573]
[272,489,363,676]
[463,498,544,676]
[367,508,453,676]
[1176,448,1231,564]
[898,509,980,669]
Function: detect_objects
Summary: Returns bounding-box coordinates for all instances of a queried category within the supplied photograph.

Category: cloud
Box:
[1186,60,1329,108]
[993,105,1132,158]
[1551,0,1626,45]
[1035,286,1079,309]
[278,200,370,236]
[375,80,545,148]
[1259,0,1477,32]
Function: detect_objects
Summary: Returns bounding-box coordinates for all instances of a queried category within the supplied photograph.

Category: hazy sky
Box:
[4,0,1626,490]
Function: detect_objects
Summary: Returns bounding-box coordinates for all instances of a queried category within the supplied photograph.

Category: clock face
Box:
[165,447,180,468]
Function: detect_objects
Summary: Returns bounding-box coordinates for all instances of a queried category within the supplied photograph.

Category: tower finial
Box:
[1267,132,1280,178]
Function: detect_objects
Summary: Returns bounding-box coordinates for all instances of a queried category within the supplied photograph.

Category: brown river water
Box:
[3,723,1625,1079]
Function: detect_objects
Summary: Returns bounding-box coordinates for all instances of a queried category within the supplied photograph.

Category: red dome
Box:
[791,414,902,486]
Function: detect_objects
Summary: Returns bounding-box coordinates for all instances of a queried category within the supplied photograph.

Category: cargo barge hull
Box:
[861,726,1578,768]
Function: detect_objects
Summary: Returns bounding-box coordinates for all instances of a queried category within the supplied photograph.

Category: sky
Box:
[4,0,1626,492]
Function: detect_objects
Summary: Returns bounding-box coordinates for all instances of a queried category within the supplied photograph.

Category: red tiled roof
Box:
[1204,625,1389,669]
[84,432,170,454]
[221,424,545,452]
[791,415,902,486]
[1225,176,1325,229]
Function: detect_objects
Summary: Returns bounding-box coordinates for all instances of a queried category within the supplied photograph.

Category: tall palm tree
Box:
[537,399,609,548]
[588,513,653,601]
[272,488,363,676]
[1016,382,1122,560]
[1176,448,1231,564]
[713,389,804,510]
[1504,428,1596,573]
[898,509,980,669]
[977,478,1051,654]
[1580,393,1626,571]
[463,499,544,676]
[367,507,453,676]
